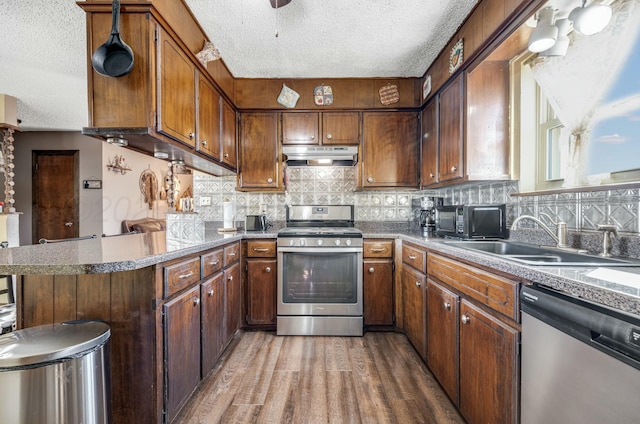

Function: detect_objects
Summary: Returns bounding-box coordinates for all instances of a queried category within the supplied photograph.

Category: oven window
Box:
[281,252,358,304]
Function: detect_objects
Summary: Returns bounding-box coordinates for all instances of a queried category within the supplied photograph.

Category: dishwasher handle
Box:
[521,285,640,368]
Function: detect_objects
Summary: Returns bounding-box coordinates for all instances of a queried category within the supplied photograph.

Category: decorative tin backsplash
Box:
[193,169,640,234]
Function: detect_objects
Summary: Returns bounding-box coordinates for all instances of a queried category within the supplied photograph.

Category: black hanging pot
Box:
[91,0,134,77]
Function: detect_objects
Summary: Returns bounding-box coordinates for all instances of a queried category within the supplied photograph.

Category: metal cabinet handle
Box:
[415,281,421,288]
[189,132,195,139]
[265,267,272,273]
[444,302,451,310]
[326,134,332,140]
[224,153,230,159]
[310,135,315,140]
[65,222,73,227]
[210,260,220,266]
[451,166,457,172]
[178,271,194,279]
[202,140,208,146]
[193,297,200,306]
[368,267,375,274]
[208,289,214,297]
[267,178,273,184]
[252,247,270,253]
[429,173,435,178]
[228,252,237,257]
[367,177,374,183]
[408,255,417,260]
[461,314,470,324]
[370,247,387,253]
[228,275,233,281]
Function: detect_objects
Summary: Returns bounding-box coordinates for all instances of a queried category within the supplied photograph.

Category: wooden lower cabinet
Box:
[163,286,201,423]
[246,258,277,325]
[459,299,519,424]
[200,272,226,377]
[225,262,242,342]
[401,266,426,359]
[363,260,394,326]
[426,278,459,404]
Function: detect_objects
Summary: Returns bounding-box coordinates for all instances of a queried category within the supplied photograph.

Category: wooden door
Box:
[221,99,238,169]
[363,259,394,326]
[246,258,277,326]
[225,262,242,342]
[201,273,225,377]
[196,74,221,159]
[238,113,280,190]
[158,29,196,146]
[163,285,201,423]
[421,99,439,187]
[322,112,360,145]
[282,112,319,145]
[439,74,464,183]
[32,151,79,244]
[427,279,460,405]
[361,112,419,188]
[459,299,519,424]
[401,266,426,360]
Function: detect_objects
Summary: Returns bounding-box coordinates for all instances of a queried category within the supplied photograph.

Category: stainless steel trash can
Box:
[0,321,111,424]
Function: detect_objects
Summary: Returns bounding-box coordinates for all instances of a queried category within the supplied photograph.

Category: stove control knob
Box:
[335,239,341,246]
[345,239,352,246]
[288,239,295,246]
[299,239,306,246]
[317,239,324,246]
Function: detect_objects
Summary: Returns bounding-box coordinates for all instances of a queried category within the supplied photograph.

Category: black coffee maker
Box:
[415,196,443,235]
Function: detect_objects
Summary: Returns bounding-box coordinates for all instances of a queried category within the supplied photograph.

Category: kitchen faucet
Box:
[510,214,570,249]
[597,224,618,257]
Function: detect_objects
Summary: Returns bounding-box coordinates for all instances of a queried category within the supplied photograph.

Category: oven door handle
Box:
[277,247,363,254]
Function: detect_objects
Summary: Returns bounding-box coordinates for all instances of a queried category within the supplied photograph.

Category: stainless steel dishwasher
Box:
[521,285,640,424]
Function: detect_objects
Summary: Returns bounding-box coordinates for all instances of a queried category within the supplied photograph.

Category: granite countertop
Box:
[0,222,638,315]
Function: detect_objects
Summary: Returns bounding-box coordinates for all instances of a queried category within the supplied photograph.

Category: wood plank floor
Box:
[175,331,465,424]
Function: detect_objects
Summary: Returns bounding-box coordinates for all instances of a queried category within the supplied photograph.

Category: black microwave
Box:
[435,204,507,239]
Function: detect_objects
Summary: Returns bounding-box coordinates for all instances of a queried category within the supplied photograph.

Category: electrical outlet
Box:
[199,196,211,206]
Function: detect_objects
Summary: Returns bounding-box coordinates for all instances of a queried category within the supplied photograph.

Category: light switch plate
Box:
[200,196,211,206]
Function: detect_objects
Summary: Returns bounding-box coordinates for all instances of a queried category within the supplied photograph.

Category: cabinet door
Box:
[438,74,464,183]
[427,279,459,405]
[459,299,519,424]
[238,113,281,190]
[196,74,221,159]
[282,113,319,145]
[201,273,225,377]
[163,286,201,423]
[421,99,439,187]
[401,266,426,360]
[246,258,277,326]
[322,112,360,145]
[225,262,242,342]
[158,30,196,146]
[363,259,394,326]
[221,99,238,169]
[361,112,419,188]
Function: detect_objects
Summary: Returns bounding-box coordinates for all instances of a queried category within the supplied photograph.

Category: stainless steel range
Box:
[277,205,363,336]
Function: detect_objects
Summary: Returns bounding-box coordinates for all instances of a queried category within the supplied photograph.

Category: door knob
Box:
[461,314,470,324]
[224,153,230,159]
[267,178,273,184]
[451,166,457,172]
[265,267,271,273]
[367,177,374,183]
[444,302,451,310]
[193,297,200,306]
[65,222,73,227]
[208,289,214,297]
[326,134,332,140]
[368,267,375,274]
[202,140,208,146]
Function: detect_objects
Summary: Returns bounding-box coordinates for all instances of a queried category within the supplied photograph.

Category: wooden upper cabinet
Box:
[238,113,282,191]
[322,112,360,145]
[438,74,464,183]
[221,99,238,169]
[421,99,439,187]
[282,112,360,145]
[282,113,319,145]
[157,29,196,147]
[196,74,222,159]
[360,112,419,189]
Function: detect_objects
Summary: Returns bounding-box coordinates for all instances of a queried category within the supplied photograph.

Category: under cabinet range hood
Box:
[282,145,358,166]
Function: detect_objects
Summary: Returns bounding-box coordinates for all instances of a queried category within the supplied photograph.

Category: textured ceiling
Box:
[0,0,479,131]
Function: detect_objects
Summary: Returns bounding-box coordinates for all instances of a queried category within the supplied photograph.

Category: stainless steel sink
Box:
[442,240,640,266]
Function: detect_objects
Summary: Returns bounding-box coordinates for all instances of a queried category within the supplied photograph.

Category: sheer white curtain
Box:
[530,0,640,186]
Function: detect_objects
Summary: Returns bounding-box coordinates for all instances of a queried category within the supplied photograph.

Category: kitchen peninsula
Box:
[3,228,640,424]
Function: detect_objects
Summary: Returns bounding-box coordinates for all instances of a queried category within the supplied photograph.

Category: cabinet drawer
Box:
[364,240,393,258]
[402,243,426,273]
[247,240,276,258]
[164,257,201,298]
[201,249,223,277]
[427,253,519,321]
[224,242,241,266]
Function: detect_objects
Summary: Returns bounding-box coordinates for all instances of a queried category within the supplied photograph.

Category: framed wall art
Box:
[449,39,464,74]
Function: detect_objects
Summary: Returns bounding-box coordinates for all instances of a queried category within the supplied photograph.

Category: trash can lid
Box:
[0,321,110,368]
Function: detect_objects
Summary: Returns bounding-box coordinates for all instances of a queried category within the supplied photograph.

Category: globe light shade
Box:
[569,3,612,36]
